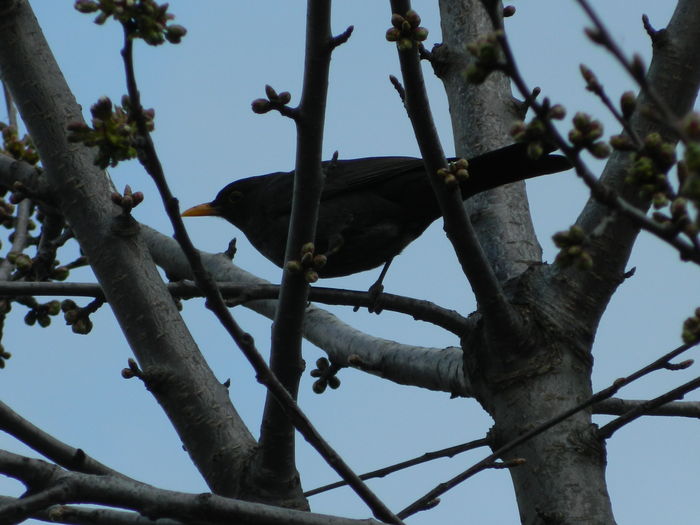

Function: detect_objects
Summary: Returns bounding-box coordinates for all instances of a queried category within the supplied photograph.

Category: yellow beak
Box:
[181,203,219,217]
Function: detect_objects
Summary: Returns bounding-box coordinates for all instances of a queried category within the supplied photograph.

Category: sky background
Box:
[1,1,699,524]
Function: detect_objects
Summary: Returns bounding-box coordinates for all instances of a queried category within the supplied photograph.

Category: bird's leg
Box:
[353,257,393,314]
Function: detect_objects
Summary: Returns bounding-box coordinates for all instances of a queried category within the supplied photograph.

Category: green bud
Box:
[285,260,302,273]
[413,27,429,42]
[397,38,414,51]
[589,142,611,159]
[165,25,187,44]
[46,301,61,316]
[620,91,636,119]
[386,27,401,42]
[405,10,421,27]
[549,104,566,120]
[610,134,635,151]
[390,13,404,29]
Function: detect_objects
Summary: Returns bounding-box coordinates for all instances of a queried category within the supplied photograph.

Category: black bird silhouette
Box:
[182,143,569,279]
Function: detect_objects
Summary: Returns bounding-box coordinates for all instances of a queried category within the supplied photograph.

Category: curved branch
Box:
[142,225,472,396]
[0,401,123,478]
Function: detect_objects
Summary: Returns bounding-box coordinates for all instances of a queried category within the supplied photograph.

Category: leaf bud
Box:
[413,27,429,41]
[620,91,636,120]
[264,84,278,100]
[386,27,401,42]
[251,99,271,114]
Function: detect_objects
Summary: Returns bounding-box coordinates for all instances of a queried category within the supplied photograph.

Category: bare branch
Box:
[595,397,700,418]
[388,0,523,340]
[0,450,384,525]
[597,376,700,439]
[397,341,698,518]
[0,400,123,478]
[305,437,489,497]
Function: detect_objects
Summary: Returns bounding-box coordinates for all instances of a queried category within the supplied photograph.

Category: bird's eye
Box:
[228,191,243,203]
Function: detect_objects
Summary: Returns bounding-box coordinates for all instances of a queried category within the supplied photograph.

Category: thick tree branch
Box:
[0,497,186,525]
[437,0,545,283]
[0,0,257,498]
[0,450,383,525]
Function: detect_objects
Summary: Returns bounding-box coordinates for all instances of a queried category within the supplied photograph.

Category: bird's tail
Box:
[458,142,571,198]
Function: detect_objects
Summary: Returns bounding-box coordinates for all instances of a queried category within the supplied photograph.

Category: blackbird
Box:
[182,143,570,278]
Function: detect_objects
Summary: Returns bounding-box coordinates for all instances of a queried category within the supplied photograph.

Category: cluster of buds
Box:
[74,0,186,45]
[568,112,610,159]
[111,185,145,214]
[121,357,143,379]
[465,32,503,84]
[385,10,428,51]
[0,199,15,231]
[625,132,676,208]
[310,357,341,394]
[23,300,61,328]
[436,159,469,189]
[6,251,69,281]
[679,114,700,209]
[0,124,40,165]
[61,299,95,335]
[251,85,292,115]
[285,242,327,283]
[682,307,700,344]
[67,96,154,169]
[652,197,696,237]
[511,103,566,159]
[552,225,593,270]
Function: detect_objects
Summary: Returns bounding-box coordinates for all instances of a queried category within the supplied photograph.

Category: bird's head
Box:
[181,176,267,227]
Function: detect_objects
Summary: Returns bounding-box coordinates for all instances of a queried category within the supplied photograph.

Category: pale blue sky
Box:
[1,2,698,524]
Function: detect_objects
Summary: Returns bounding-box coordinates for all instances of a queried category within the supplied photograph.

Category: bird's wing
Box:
[321,157,426,199]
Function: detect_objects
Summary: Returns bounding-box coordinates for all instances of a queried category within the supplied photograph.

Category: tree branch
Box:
[257,0,337,499]
[388,0,523,342]
[0,497,186,525]
[0,450,384,525]
[0,0,258,498]
[0,400,123,478]
[594,397,700,418]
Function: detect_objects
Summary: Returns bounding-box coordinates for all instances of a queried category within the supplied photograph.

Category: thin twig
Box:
[0,280,473,336]
[388,0,523,340]
[0,400,125,478]
[398,341,698,518]
[493,26,700,265]
[305,437,489,497]
[597,376,700,439]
